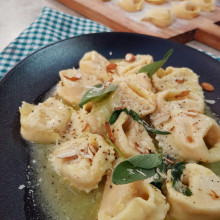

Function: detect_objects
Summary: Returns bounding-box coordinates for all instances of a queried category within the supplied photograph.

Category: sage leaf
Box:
[109,108,128,125]
[112,160,155,185]
[171,162,192,197]
[108,109,171,135]
[127,154,162,169]
[79,84,117,108]
[128,110,171,135]
[138,49,173,77]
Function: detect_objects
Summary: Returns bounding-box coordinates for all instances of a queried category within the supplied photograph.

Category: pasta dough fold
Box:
[142,8,174,27]
[173,1,200,19]
[50,134,115,193]
[152,67,203,97]
[166,163,220,220]
[118,0,144,12]
[156,112,220,162]
[56,68,101,105]
[98,173,169,220]
[20,97,72,144]
[111,112,156,157]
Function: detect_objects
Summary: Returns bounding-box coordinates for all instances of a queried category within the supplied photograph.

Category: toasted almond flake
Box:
[56,149,78,159]
[205,99,216,104]
[125,53,136,62]
[176,79,185,84]
[18,184,25,190]
[106,63,117,74]
[175,90,190,98]
[209,190,219,199]
[82,123,89,132]
[114,106,124,110]
[201,82,214,91]
[153,114,171,126]
[64,76,81,81]
[187,136,193,143]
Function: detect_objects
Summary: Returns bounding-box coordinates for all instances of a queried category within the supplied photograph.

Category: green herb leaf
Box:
[109,108,128,125]
[79,84,117,108]
[112,160,155,185]
[104,134,126,160]
[138,49,173,77]
[128,110,171,135]
[108,109,171,135]
[171,162,192,197]
[127,154,162,169]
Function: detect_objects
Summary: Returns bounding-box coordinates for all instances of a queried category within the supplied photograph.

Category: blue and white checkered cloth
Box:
[0,7,111,78]
[0,7,219,79]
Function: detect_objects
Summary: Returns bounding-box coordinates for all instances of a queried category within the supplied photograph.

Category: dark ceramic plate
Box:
[0,32,219,220]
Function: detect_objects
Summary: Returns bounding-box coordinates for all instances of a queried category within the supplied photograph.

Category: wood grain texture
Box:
[58,0,220,46]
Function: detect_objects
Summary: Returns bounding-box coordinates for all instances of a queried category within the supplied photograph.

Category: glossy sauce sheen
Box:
[26,77,220,220]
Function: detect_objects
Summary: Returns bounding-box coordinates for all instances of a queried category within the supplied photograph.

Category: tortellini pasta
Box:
[110,112,156,158]
[87,81,156,134]
[151,89,204,126]
[49,134,115,193]
[98,173,169,220]
[172,1,200,19]
[116,54,153,75]
[57,68,101,105]
[118,0,144,12]
[142,8,175,27]
[19,50,220,220]
[166,163,220,220]
[152,67,203,97]
[79,50,112,82]
[156,112,220,162]
[20,97,72,144]
[145,0,168,5]
[113,73,153,91]
[190,0,215,12]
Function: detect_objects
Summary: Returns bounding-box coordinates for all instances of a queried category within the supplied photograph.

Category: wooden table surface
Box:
[1,0,220,58]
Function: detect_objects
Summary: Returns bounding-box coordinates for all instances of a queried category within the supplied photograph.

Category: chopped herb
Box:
[79,84,117,108]
[109,108,128,125]
[112,155,192,197]
[109,108,171,135]
[138,49,173,77]
[171,162,192,196]
[127,154,162,169]
[112,160,155,185]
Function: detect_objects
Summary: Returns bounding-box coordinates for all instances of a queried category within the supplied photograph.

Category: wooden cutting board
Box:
[58,0,220,49]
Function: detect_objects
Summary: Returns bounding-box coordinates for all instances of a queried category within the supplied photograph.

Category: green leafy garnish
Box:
[129,110,171,135]
[79,84,117,108]
[171,162,192,196]
[109,108,171,135]
[109,108,128,125]
[138,49,173,77]
[112,155,192,197]
[128,154,162,169]
[112,154,159,184]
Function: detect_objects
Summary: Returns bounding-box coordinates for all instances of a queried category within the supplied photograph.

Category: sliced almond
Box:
[175,90,190,98]
[209,190,219,199]
[106,63,117,73]
[176,79,185,84]
[125,53,136,62]
[201,82,214,92]
[187,136,193,143]
[64,76,81,81]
